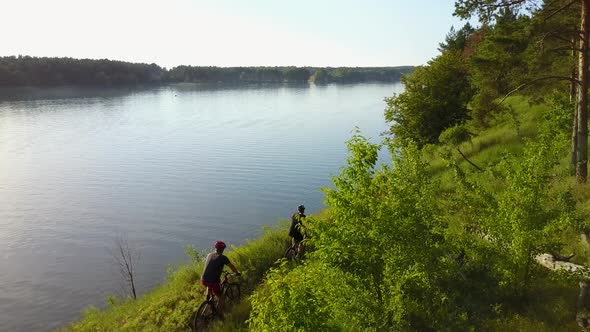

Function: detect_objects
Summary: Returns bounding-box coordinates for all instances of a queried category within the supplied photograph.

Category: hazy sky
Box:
[3,0,471,68]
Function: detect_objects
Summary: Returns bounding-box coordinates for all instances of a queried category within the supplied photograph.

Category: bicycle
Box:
[284,234,308,261]
[191,271,241,331]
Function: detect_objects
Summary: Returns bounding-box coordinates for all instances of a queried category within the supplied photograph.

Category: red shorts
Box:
[200,280,221,296]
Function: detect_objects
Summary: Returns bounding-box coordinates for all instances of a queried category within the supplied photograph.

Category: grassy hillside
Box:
[423,96,584,331]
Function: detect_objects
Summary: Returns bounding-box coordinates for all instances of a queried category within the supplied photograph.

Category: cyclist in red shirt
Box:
[200,241,240,317]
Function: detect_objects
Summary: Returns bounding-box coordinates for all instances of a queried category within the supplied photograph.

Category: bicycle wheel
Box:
[192,300,215,332]
[223,282,241,303]
[284,247,297,260]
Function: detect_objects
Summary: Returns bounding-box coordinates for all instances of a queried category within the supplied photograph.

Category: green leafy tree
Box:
[249,133,477,330]
[248,261,376,331]
[385,51,474,146]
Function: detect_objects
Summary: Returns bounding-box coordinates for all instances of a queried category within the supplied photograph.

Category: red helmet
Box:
[215,241,226,249]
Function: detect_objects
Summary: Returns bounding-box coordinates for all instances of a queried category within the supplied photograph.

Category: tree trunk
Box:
[571,68,577,103]
[582,230,590,248]
[130,274,137,300]
[577,280,590,328]
[572,33,579,175]
[576,0,590,184]
[572,35,577,103]
[573,107,579,174]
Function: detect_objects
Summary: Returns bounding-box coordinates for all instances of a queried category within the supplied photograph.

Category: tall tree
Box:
[438,23,476,53]
[455,0,590,184]
[469,8,531,126]
[526,1,580,172]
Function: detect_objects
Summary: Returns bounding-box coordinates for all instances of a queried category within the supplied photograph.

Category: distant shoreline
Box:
[0,55,415,88]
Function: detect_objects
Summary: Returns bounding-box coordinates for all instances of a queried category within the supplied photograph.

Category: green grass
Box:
[481,272,580,332]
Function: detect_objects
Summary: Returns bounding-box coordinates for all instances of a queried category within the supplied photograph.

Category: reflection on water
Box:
[0,82,403,331]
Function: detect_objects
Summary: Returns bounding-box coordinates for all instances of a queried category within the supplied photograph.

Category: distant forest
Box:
[0,56,414,87]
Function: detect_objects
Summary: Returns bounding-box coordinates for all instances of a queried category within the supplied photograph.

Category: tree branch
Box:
[545,45,584,53]
[500,76,582,104]
[111,236,140,299]
[484,0,528,9]
[542,0,577,21]
[536,28,580,48]
[457,147,484,172]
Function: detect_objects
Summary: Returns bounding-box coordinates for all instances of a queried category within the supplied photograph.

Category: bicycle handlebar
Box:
[222,271,241,278]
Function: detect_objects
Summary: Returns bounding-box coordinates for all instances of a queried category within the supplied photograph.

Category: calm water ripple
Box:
[0,83,403,331]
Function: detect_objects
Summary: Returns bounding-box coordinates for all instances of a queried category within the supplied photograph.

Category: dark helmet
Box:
[298,205,305,212]
[215,241,226,249]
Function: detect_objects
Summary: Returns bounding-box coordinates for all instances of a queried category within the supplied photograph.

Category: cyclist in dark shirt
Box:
[200,241,240,317]
[289,205,306,255]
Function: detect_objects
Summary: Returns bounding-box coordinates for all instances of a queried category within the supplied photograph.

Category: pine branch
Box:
[499,75,581,104]
[543,0,577,21]
[484,0,528,9]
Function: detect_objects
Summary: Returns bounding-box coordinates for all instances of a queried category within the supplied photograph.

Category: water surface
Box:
[0,82,403,331]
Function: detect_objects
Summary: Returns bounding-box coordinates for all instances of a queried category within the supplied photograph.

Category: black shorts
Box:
[292,233,304,243]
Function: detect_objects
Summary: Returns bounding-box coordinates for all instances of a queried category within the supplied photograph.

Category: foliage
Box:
[249,134,476,330]
[454,0,541,23]
[545,92,575,135]
[453,1,578,127]
[469,9,531,126]
[524,0,580,101]
[486,141,572,292]
[385,51,474,146]
[438,23,476,53]
[443,96,575,300]
[248,261,374,331]
[439,124,474,147]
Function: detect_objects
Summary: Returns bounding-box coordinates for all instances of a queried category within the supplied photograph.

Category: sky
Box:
[2,0,472,68]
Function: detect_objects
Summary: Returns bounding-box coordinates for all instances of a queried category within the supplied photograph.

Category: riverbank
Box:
[66,96,589,331]
[63,223,290,331]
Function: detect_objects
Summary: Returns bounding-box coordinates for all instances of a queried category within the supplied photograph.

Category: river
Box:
[0,82,403,331]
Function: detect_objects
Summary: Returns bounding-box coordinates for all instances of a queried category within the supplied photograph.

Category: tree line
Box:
[0,55,413,87]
